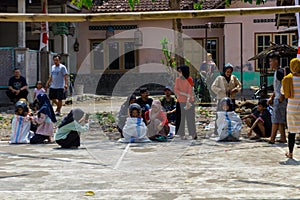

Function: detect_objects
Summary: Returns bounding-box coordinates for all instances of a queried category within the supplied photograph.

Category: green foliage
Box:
[96,112,116,125]
[194,1,204,10]
[160,37,176,68]
[71,0,93,9]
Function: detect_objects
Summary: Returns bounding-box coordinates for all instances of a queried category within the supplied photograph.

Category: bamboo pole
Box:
[0,5,299,22]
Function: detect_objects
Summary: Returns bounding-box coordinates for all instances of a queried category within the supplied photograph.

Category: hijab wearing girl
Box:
[222,63,234,83]
[37,94,56,123]
[58,108,85,128]
[149,100,162,121]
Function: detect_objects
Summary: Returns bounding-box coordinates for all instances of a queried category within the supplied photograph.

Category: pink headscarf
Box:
[149,100,162,120]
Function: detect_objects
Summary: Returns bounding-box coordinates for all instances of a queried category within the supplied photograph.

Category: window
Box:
[255,33,295,71]
[91,39,136,71]
[206,39,218,66]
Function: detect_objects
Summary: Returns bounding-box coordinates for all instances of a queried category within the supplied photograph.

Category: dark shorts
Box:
[49,88,66,100]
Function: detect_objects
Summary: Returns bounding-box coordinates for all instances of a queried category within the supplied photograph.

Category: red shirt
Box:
[174,76,194,103]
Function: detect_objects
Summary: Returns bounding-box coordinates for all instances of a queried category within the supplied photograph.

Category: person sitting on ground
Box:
[242,99,272,140]
[136,87,153,123]
[117,94,136,138]
[216,97,242,141]
[30,94,56,144]
[55,108,89,149]
[145,100,169,142]
[10,100,31,144]
[160,86,176,125]
[119,103,150,143]
[6,68,29,103]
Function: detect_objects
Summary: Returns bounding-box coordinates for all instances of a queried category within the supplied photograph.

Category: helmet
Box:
[220,97,234,111]
[129,103,141,112]
[15,100,27,109]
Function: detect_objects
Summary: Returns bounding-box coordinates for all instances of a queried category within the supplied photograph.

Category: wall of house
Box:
[225,0,284,72]
[0,23,18,47]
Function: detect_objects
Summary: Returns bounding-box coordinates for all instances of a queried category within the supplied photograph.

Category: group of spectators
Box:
[8,55,89,149]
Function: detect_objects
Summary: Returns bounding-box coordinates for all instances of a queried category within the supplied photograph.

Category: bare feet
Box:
[285,152,293,159]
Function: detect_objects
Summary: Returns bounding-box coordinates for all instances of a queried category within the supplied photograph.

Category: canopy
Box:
[248,43,297,61]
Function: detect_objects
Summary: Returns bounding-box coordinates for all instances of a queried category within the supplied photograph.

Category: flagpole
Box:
[40,0,48,51]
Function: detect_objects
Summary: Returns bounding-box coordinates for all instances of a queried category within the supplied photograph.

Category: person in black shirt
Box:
[135,87,153,123]
[6,68,29,103]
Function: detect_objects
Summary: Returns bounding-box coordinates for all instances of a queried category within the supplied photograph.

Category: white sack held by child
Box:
[119,103,150,143]
[216,111,242,141]
[10,114,31,144]
[216,97,242,141]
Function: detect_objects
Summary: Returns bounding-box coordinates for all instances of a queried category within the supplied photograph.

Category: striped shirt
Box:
[287,76,300,133]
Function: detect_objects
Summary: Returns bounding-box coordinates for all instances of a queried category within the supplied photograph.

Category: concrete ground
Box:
[0,95,300,199]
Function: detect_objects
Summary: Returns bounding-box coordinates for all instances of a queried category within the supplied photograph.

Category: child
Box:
[30,94,56,144]
[119,103,150,143]
[242,99,272,140]
[216,97,242,141]
[15,99,29,117]
[55,108,89,149]
[117,94,136,137]
[10,100,31,144]
[31,81,46,113]
[145,100,169,142]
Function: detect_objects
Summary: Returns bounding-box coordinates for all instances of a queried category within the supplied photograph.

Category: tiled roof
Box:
[275,0,296,27]
[92,0,225,13]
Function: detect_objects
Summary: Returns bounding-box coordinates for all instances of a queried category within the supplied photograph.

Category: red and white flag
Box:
[296,0,300,58]
[39,0,48,51]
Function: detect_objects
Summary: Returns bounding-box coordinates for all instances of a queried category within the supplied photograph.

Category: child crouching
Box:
[119,103,150,143]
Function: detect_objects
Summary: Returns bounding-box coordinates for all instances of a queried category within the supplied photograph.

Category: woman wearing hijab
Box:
[145,100,169,141]
[30,94,57,144]
[55,108,89,149]
[174,65,197,140]
[211,63,242,109]
[282,58,300,159]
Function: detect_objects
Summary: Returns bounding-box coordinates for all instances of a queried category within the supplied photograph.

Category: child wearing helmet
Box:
[10,100,31,144]
[15,99,29,116]
[215,97,242,141]
[119,103,150,143]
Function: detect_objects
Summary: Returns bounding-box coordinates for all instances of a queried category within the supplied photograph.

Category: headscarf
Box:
[222,63,234,83]
[58,108,84,128]
[149,100,162,120]
[37,94,56,123]
[282,58,300,98]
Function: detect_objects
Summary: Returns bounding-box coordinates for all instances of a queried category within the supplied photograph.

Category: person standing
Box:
[45,55,68,116]
[267,53,287,144]
[6,68,29,103]
[174,65,197,140]
[211,63,241,108]
[281,58,300,159]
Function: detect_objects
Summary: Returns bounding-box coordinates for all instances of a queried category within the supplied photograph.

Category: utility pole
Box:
[18,0,26,47]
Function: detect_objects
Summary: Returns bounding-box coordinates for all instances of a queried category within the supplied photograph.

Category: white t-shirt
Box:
[50,64,68,89]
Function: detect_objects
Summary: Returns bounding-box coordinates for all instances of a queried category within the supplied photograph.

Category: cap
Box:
[139,87,148,94]
[164,86,172,91]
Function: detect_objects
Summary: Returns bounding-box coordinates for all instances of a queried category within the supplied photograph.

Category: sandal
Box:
[285,152,293,159]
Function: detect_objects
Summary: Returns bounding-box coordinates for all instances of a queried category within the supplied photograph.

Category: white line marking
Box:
[113,143,130,169]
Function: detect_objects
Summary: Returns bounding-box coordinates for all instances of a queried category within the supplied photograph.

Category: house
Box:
[0,0,296,98]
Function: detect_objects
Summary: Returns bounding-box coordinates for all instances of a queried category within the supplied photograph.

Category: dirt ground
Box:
[1,95,300,199]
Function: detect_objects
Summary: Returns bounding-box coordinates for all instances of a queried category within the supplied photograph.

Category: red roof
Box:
[92,0,225,13]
